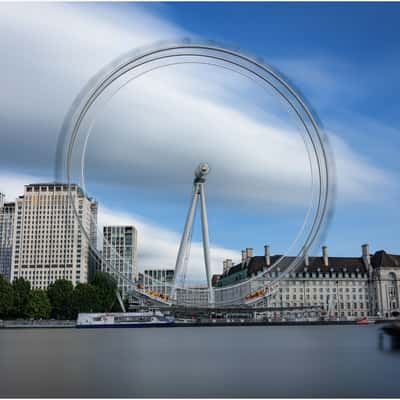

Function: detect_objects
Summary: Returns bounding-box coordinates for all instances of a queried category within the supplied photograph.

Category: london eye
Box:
[55,40,334,309]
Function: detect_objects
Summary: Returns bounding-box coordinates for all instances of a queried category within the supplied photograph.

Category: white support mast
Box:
[171,163,215,306]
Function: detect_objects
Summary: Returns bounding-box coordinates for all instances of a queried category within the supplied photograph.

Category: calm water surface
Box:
[1,325,400,398]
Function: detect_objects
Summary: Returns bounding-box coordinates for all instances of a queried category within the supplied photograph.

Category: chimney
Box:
[223,260,227,273]
[246,247,253,259]
[304,249,309,267]
[241,250,246,263]
[322,246,328,267]
[227,259,233,269]
[264,245,271,266]
[362,244,371,268]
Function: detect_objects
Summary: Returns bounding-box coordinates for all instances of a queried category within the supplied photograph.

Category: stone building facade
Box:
[216,244,400,319]
[370,251,400,318]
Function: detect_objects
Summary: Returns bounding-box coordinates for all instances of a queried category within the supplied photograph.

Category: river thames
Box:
[1,325,400,398]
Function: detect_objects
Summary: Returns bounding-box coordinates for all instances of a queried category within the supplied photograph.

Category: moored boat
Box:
[357,316,375,325]
[76,311,175,328]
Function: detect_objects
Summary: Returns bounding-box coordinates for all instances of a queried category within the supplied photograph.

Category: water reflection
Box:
[378,331,400,352]
[2,326,400,398]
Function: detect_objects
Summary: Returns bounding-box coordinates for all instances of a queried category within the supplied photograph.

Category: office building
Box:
[10,183,97,289]
[102,226,138,298]
[0,194,15,281]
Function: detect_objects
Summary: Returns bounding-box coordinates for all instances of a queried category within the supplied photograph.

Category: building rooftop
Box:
[371,250,400,269]
[223,254,369,279]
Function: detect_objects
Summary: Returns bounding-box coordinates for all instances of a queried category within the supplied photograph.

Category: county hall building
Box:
[216,244,400,319]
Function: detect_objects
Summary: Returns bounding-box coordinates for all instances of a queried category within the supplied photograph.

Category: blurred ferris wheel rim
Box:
[55,39,336,306]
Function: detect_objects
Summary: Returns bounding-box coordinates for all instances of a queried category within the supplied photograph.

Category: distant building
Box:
[102,226,138,298]
[216,244,400,319]
[211,274,221,287]
[88,201,100,281]
[88,248,102,282]
[176,285,209,306]
[141,269,174,295]
[10,183,97,289]
[0,195,15,281]
[140,270,212,305]
[89,202,98,250]
[370,250,400,318]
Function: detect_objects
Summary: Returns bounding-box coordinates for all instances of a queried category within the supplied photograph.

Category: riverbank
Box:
[1,318,389,328]
[0,319,76,328]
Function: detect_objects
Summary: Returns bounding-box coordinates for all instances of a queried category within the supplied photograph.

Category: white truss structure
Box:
[170,163,214,305]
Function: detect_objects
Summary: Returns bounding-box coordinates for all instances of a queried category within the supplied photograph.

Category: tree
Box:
[91,272,117,312]
[12,277,31,318]
[26,290,51,319]
[47,279,74,319]
[0,275,13,318]
[72,283,100,316]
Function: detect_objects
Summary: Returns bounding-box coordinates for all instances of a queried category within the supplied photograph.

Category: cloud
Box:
[0,3,394,218]
[79,65,391,209]
[271,55,358,108]
[0,171,50,202]
[0,2,184,173]
[0,2,393,211]
[329,133,392,203]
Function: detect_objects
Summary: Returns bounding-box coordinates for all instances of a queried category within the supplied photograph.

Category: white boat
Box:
[76,311,175,328]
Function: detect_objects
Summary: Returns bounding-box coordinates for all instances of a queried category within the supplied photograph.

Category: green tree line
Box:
[0,272,120,320]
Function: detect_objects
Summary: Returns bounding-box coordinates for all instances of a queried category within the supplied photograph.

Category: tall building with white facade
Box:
[102,226,137,298]
[0,194,15,281]
[10,183,97,289]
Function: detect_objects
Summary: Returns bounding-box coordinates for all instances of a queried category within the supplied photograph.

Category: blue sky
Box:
[0,2,399,280]
[127,1,400,256]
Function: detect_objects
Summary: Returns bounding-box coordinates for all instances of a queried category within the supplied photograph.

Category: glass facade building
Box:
[102,226,138,298]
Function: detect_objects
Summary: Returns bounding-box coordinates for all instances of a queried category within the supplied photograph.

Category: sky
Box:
[0,2,399,282]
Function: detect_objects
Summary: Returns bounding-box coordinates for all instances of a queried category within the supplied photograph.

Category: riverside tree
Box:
[26,289,51,319]
[0,275,13,318]
[72,283,101,315]
[91,272,118,312]
[47,279,74,319]
[12,277,31,318]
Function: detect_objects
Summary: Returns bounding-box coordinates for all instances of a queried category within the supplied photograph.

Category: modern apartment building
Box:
[10,183,97,289]
[102,226,138,298]
[141,269,174,295]
[0,194,15,281]
[216,244,400,319]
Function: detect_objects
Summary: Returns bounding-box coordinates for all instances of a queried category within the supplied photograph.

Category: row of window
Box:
[269,302,368,309]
